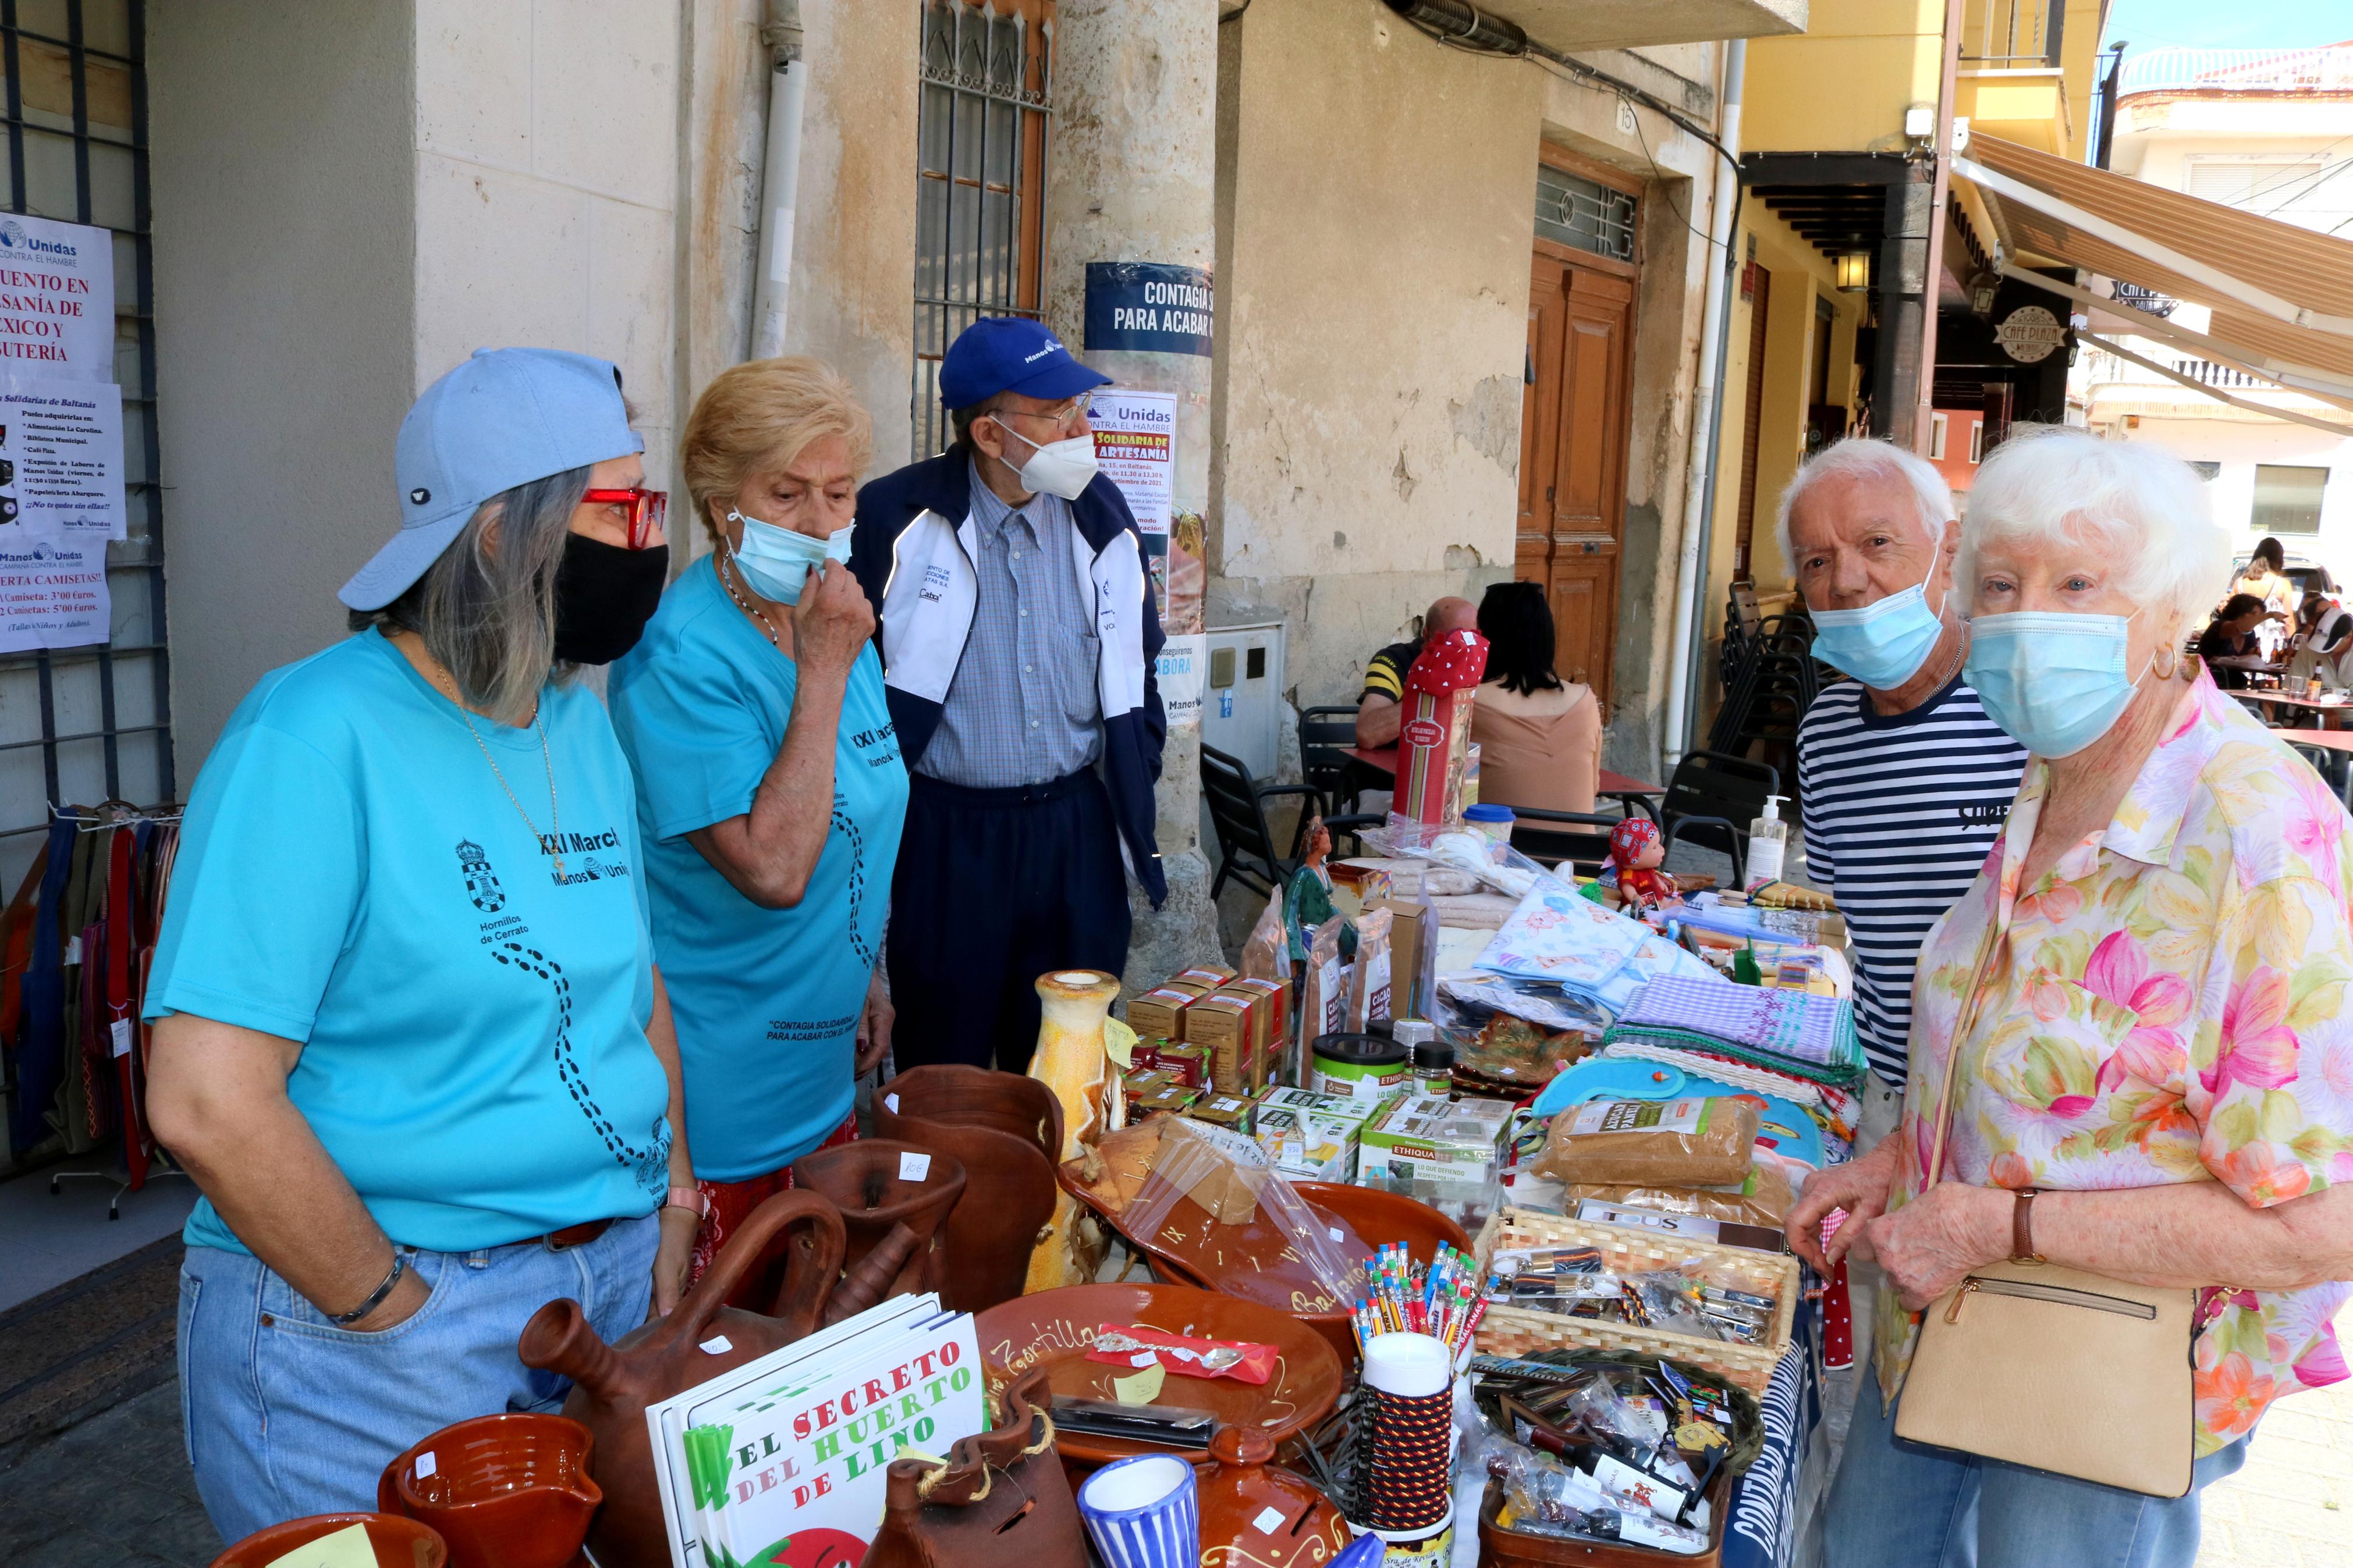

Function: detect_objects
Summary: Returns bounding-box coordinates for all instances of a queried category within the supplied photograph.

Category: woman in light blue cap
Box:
[144,347,702,1543]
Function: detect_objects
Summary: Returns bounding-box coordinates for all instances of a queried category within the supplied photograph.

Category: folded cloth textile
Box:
[1474,882,1723,1018]
[1603,976,1866,1086]
[1599,1039,1825,1107]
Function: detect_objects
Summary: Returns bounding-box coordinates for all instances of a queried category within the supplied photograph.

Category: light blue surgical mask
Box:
[727,508,853,605]
[1809,573,1949,688]
[1962,609,2148,759]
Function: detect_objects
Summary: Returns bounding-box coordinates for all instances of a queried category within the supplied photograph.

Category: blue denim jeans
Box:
[1821,1368,2248,1568]
[176,1214,656,1546]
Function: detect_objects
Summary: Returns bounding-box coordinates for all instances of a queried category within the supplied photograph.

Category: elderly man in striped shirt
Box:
[1776,439,2027,1434]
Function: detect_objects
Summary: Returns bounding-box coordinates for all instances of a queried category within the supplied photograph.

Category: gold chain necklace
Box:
[414,644,565,881]
[718,547,786,650]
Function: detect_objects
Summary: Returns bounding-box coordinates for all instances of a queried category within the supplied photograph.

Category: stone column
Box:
[1044,0,1222,986]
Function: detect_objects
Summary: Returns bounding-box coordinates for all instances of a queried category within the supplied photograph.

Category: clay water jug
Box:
[517,1189,851,1568]
[789,1139,968,1301]
[375,1412,601,1568]
[1194,1426,1353,1568]
[875,1064,1063,1312]
[1025,969,1124,1296]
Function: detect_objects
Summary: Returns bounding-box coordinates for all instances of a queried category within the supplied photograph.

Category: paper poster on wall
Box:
[0,214,116,381]
[0,533,107,653]
[1087,386,1202,635]
[1156,632,1206,728]
[0,372,124,539]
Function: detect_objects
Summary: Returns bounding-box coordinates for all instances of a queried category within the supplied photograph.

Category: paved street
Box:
[2197,1313,2353,1568]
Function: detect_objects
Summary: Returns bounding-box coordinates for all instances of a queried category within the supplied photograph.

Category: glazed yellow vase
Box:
[1024,968,1123,1295]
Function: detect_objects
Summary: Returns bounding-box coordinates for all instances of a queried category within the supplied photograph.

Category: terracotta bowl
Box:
[375,1412,599,1568]
[208,1513,448,1568]
[975,1281,1343,1471]
[1133,1182,1470,1367]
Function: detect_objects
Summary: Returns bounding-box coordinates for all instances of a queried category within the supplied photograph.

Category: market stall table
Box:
[1341,745,1665,819]
[2241,689,2353,730]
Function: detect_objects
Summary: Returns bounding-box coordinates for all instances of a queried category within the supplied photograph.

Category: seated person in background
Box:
[2196,592,2269,688]
[1354,595,1478,746]
[1469,579,1599,813]
[2287,575,2352,691]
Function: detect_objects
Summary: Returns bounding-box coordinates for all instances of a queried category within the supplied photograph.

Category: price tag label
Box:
[414,1452,438,1480]
[110,1019,132,1058]
[884,1093,900,1112]
[899,1152,931,1181]
[1252,1508,1286,1535]
[700,1335,733,1355]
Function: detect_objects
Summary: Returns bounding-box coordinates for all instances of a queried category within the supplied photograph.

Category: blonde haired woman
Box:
[607,357,907,1295]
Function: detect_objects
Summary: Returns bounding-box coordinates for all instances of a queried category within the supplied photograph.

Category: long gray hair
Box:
[347,464,590,724]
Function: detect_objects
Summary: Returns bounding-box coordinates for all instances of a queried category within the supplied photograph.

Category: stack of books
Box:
[646,1293,988,1568]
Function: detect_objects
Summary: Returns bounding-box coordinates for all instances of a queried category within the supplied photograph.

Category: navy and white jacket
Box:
[850,449,1168,907]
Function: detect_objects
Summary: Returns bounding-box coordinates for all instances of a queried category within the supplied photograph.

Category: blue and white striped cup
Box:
[1076,1453,1200,1568]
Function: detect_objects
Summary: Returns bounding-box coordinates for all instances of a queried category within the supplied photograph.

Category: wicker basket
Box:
[1470,1208,1800,1395]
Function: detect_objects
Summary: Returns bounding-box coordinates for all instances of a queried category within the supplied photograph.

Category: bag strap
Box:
[1923,898,2007,1189]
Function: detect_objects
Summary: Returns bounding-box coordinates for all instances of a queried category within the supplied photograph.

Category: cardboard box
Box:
[1327,863,1393,922]
[1157,1114,1268,1222]
[1158,976,1218,998]
[1229,977,1290,1075]
[1359,1093,1513,1231]
[1173,964,1238,989]
[1123,1067,1171,1099]
[1126,986,1201,1041]
[1209,987,1270,1095]
[1183,1091,1258,1137]
[1131,1079,1200,1121]
[1154,1040,1210,1089]
[1259,1085,1380,1128]
[1371,897,1429,1022]
[1252,1105,1358,1183]
[1184,992,1255,1097]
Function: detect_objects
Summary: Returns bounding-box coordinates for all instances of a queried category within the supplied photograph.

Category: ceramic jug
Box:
[516,1189,851,1568]
[861,1366,1087,1568]
[789,1139,968,1301]
[875,1064,1064,1313]
[1025,968,1124,1295]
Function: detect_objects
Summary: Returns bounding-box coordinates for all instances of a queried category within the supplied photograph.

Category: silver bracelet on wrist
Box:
[329,1251,407,1327]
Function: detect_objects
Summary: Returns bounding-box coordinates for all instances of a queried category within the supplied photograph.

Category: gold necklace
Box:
[718,547,786,649]
[412,641,565,880]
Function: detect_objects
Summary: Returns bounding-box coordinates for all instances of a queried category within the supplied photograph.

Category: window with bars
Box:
[0,0,168,876]
[1535,163,1637,265]
[913,0,1053,459]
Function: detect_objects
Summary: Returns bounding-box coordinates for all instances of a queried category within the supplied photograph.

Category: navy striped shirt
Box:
[1796,674,2028,1085]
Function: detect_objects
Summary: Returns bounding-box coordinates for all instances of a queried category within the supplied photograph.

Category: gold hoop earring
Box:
[2153,645,2180,680]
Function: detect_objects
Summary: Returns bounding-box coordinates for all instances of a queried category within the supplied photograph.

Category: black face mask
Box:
[552,535,669,665]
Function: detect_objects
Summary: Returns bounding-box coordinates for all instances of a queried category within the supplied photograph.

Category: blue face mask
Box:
[1810,574,1948,688]
[727,509,853,605]
[1962,609,2147,759]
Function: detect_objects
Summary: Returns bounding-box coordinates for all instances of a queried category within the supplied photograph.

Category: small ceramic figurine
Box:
[1285,816,1357,961]
[1609,816,1681,918]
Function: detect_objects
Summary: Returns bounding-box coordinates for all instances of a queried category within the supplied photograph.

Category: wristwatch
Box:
[2010,1188,2046,1265]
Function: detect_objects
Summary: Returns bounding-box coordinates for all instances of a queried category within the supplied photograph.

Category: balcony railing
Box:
[2085,345,2270,393]
[2116,45,2353,98]
[1961,0,2055,69]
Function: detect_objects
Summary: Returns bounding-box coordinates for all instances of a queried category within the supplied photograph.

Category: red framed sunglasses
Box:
[582,486,668,550]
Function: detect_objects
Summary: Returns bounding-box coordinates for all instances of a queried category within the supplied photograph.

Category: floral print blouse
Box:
[1875,670,2353,1456]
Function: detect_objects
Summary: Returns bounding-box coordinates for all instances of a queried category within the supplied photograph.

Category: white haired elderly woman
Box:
[145,350,701,1543]
[1790,426,2353,1567]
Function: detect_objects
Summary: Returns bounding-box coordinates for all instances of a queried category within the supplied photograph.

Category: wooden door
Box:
[1520,248,1637,704]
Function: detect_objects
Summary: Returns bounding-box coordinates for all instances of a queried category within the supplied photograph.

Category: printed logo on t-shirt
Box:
[531,825,634,887]
[849,720,900,771]
[1957,802,2010,827]
[456,837,505,913]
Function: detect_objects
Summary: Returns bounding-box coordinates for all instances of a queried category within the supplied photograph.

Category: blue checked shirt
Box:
[912,461,1103,788]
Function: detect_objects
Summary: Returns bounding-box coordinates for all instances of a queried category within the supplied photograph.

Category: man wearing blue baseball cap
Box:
[850,317,1166,1073]
[144,348,702,1541]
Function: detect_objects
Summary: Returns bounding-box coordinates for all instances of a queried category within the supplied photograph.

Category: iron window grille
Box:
[1535,163,1636,265]
[913,0,1053,459]
[0,0,169,870]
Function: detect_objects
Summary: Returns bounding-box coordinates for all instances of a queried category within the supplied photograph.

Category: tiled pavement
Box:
[0,1382,218,1567]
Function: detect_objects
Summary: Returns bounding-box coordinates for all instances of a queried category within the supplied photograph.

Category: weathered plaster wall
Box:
[150,0,417,771]
[1209,0,1538,711]
[783,0,920,478]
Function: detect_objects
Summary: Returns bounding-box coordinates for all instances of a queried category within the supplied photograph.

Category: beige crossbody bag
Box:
[1890,923,2199,1498]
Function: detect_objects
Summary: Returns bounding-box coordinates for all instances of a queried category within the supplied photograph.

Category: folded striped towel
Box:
[1602,976,1866,1086]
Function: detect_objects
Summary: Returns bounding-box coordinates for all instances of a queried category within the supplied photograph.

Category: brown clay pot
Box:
[375,1412,599,1568]
[875,1064,1066,1312]
[789,1139,967,1300]
[208,1512,448,1568]
[1195,1425,1355,1568]
[517,1189,853,1568]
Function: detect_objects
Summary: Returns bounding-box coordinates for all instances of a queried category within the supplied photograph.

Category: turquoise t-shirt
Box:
[147,630,673,1254]
[608,554,908,1183]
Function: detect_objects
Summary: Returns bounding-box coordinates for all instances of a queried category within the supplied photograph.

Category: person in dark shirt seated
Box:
[1354,595,1477,747]
[2196,592,2270,688]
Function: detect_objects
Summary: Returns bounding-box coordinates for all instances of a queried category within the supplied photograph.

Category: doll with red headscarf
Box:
[1608,817,1681,918]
